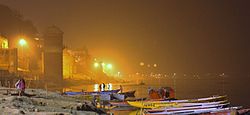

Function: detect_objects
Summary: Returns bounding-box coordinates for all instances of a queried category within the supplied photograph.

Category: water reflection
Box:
[94,84,99,91]
[63,83,114,92]
[108,83,112,90]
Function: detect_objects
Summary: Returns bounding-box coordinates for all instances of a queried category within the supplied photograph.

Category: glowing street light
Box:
[107,64,112,69]
[153,64,157,67]
[140,62,144,66]
[101,62,105,67]
[94,62,99,68]
[117,71,121,77]
[19,39,27,46]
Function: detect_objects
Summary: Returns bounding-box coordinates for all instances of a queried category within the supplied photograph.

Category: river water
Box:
[65,73,250,114]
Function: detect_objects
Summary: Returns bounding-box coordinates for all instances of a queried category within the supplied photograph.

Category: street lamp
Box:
[107,64,112,69]
[19,39,27,46]
[94,62,99,68]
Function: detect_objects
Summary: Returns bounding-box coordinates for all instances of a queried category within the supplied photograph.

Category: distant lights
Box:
[34,38,40,41]
[140,62,144,66]
[153,64,157,67]
[94,62,99,68]
[147,64,151,68]
[94,62,113,70]
[107,64,112,69]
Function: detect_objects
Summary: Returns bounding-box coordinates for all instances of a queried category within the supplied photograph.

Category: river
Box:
[64,73,250,114]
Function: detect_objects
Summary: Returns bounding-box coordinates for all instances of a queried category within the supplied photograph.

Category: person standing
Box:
[15,78,25,96]
[99,84,102,91]
[102,83,105,91]
[119,85,123,93]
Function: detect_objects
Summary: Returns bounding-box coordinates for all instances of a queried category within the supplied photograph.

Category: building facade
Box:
[63,48,91,79]
[0,36,18,73]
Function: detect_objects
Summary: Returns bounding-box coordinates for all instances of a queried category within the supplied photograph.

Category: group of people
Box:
[148,87,175,99]
[98,83,112,91]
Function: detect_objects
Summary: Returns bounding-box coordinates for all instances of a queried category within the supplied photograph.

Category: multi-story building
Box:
[0,36,18,73]
[63,48,91,80]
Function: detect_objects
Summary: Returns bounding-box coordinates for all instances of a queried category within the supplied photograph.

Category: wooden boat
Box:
[144,106,241,115]
[119,90,136,98]
[127,95,227,109]
[110,101,130,107]
[112,93,125,101]
[111,106,137,111]
[128,100,227,109]
[63,89,120,96]
[138,81,146,85]
[145,103,229,113]
[109,97,147,107]
[160,95,227,103]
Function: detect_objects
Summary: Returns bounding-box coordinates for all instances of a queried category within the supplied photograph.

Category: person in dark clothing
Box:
[99,84,102,91]
[102,83,105,91]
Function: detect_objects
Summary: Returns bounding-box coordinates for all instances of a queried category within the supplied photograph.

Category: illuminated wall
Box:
[62,48,91,79]
[0,36,17,73]
[63,49,74,79]
[0,36,8,49]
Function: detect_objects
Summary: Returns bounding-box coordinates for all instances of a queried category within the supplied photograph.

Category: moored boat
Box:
[110,101,130,107]
[112,93,125,101]
[128,100,227,109]
[127,95,227,109]
[145,103,229,113]
[63,89,121,96]
[119,90,136,98]
[144,106,241,115]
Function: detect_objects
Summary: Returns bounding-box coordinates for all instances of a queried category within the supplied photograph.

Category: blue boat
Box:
[64,89,121,96]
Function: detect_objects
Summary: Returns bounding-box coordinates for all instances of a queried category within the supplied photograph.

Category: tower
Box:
[43,26,63,86]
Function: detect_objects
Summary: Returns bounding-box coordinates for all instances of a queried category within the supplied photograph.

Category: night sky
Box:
[0,0,249,74]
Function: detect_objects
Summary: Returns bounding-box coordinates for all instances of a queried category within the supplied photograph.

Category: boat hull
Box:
[64,89,121,96]
[128,95,227,109]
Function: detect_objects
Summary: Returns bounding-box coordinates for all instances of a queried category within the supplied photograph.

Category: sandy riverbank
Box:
[0,87,105,115]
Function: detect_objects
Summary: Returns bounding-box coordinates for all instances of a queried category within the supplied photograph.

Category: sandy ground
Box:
[0,87,104,115]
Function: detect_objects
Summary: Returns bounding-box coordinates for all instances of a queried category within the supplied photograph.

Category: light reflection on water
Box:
[94,84,99,91]
[65,83,114,92]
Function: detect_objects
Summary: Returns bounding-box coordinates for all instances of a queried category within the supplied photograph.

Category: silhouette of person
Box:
[102,83,105,91]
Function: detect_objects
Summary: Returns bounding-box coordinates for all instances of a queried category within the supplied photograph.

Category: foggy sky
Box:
[0,0,249,74]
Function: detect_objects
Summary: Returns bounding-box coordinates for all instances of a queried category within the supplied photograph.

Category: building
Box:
[0,36,18,73]
[0,36,8,49]
[63,48,91,79]
[43,26,63,84]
